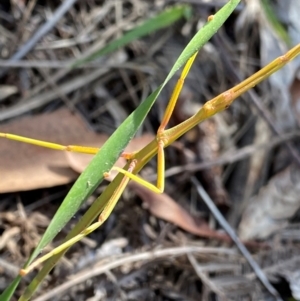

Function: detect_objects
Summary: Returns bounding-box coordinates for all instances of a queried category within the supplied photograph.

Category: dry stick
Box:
[0,10,14,23]
[18,0,37,36]
[0,258,20,278]
[32,246,236,301]
[213,34,300,167]
[28,53,76,112]
[191,177,282,301]
[0,67,110,122]
[0,0,79,78]
[0,60,109,68]
[188,254,227,299]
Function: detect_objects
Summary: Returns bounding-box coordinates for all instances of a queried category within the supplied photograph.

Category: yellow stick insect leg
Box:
[20,160,137,276]
[157,51,198,133]
[0,133,133,158]
[106,52,199,194]
[156,51,199,192]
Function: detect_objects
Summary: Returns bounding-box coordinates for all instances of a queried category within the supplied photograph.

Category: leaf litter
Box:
[1,0,300,300]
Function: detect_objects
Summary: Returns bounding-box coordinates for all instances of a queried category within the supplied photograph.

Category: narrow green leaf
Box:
[165,0,241,84]
[0,277,22,301]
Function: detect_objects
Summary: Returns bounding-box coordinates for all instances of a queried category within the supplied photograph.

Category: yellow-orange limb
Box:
[158,51,198,133]
[154,51,199,192]
[162,43,300,145]
[106,52,199,193]
[19,220,102,276]
[0,132,132,158]
[99,160,139,221]
[110,165,162,193]
[19,160,137,276]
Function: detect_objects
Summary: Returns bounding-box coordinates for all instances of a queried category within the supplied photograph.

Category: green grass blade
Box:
[0,277,22,301]
[72,5,192,67]
[0,1,240,300]
[165,0,240,84]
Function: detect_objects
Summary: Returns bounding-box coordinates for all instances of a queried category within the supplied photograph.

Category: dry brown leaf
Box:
[238,164,300,240]
[130,181,229,241]
[0,108,103,192]
[123,133,156,153]
[65,135,109,175]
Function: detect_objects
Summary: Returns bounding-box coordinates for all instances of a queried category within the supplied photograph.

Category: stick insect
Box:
[1,2,300,279]
[1,43,300,276]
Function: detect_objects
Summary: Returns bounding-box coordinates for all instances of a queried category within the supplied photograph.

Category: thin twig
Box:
[0,257,20,277]
[188,254,228,299]
[0,67,110,121]
[191,177,282,301]
[32,245,235,301]
[0,0,79,78]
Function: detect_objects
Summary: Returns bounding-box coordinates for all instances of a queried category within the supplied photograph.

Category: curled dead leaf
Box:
[130,181,229,241]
